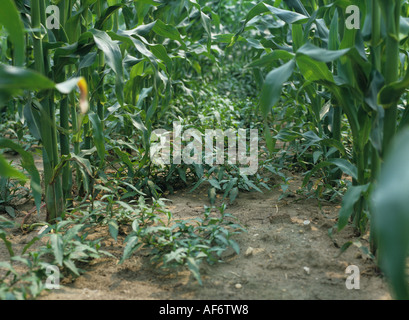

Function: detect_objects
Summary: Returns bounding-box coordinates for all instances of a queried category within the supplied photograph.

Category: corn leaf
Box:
[0,0,25,66]
[337,184,370,231]
[260,59,296,117]
[372,128,409,300]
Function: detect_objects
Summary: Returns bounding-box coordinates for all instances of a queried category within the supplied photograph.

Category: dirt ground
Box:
[0,167,392,300]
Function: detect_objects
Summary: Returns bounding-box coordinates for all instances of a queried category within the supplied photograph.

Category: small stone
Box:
[235,283,242,289]
[245,247,254,257]
[303,220,311,230]
[303,266,310,275]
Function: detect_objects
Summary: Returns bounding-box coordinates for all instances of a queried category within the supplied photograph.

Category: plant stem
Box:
[382,0,401,155]
[32,0,64,222]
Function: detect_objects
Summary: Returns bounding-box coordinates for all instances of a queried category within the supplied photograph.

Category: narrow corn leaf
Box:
[95,4,124,30]
[153,20,184,44]
[0,63,55,93]
[88,112,105,164]
[296,43,351,63]
[65,9,84,44]
[296,54,334,83]
[260,59,296,117]
[0,155,26,181]
[302,159,358,187]
[0,230,14,257]
[378,67,409,108]
[372,129,409,300]
[90,29,124,106]
[264,3,309,24]
[0,0,25,66]
[337,184,370,231]
[246,50,295,68]
[0,139,41,213]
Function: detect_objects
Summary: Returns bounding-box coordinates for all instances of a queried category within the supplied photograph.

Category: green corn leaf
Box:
[0,63,55,103]
[329,8,340,50]
[110,31,157,67]
[0,229,14,257]
[264,3,309,24]
[260,59,296,118]
[0,0,25,66]
[24,101,42,140]
[246,50,295,68]
[337,184,370,231]
[65,9,84,44]
[95,4,124,30]
[378,67,409,108]
[296,42,351,63]
[372,128,409,300]
[150,44,172,66]
[88,112,106,164]
[284,0,310,16]
[0,155,26,181]
[90,29,124,106]
[292,24,304,52]
[327,158,358,180]
[0,139,41,213]
[0,64,85,106]
[302,159,358,187]
[296,54,334,83]
[153,20,184,45]
[200,11,212,51]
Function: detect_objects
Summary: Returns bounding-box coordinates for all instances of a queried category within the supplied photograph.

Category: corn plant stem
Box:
[57,1,72,205]
[81,3,92,154]
[32,0,63,222]
[68,0,78,159]
[382,1,401,155]
[96,0,105,123]
[371,1,381,181]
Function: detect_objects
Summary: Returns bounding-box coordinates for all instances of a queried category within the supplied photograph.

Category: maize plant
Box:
[0,0,217,222]
[230,0,409,299]
[2,0,409,300]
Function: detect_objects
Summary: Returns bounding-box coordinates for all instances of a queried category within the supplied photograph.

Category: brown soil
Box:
[0,170,391,300]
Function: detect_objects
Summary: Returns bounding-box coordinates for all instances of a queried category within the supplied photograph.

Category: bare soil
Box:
[0,167,391,300]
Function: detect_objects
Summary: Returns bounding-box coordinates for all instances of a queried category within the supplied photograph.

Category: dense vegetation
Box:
[1,0,409,300]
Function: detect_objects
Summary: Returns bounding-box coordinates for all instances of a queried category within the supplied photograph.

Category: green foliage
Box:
[119,199,245,285]
[1,0,409,301]
[372,128,409,300]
